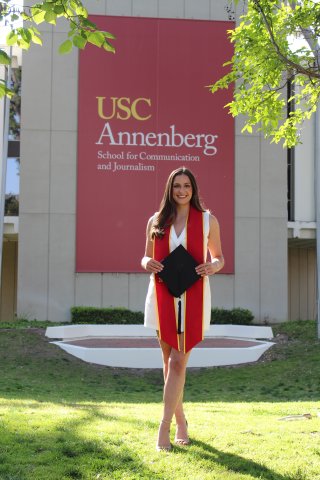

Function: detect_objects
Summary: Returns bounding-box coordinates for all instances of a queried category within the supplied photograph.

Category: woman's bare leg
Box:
[158,337,188,424]
[157,334,190,448]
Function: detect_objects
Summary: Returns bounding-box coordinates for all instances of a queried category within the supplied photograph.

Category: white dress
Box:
[144,210,211,332]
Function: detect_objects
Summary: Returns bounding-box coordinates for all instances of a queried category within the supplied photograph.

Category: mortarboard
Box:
[157,245,201,333]
[158,244,200,297]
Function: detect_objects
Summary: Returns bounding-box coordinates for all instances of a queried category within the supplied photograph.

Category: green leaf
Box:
[65,7,74,17]
[0,83,8,100]
[17,38,31,50]
[81,18,97,29]
[44,10,57,24]
[6,31,18,47]
[39,3,52,12]
[73,35,87,49]
[68,22,77,36]
[32,9,46,24]
[0,80,13,99]
[102,31,116,40]
[0,49,11,65]
[103,41,115,53]
[54,5,65,15]
[21,12,31,21]
[75,5,88,17]
[32,35,43,46]
[87,31,105,47]
[59,39,73,54]
[30,26,41,36]
[19,28,32,44]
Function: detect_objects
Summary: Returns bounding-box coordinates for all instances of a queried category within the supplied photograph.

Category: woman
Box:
[141,167,224,451]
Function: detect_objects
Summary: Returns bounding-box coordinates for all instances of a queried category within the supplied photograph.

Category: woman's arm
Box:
[141,216,164,273]
[195,214,224,277]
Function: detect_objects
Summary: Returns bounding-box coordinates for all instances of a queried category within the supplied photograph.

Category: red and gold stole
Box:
[153,207,205,353]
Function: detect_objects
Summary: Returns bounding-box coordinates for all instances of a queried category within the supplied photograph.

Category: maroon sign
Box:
[77,16,235,273]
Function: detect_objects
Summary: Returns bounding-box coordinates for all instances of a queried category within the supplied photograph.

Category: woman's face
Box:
[172,174,193,206]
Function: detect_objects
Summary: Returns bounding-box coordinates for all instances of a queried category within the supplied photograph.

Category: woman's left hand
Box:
[195,262,219,277]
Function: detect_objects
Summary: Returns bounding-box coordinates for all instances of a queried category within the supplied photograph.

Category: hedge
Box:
[71,306,253,325]
[211,307,254,325]
[70,307,144,324]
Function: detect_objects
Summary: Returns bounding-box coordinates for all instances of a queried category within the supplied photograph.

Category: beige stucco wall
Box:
[18,0,288,323]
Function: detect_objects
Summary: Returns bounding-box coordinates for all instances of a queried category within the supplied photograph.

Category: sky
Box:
[6,158,19,194]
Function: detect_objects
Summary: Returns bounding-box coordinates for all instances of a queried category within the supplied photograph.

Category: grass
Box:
[0,320,319,479]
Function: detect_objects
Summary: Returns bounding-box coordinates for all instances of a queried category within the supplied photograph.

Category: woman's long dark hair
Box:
[151,167,205,239]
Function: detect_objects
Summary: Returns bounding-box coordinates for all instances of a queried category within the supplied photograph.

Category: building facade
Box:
[2,0,316,324]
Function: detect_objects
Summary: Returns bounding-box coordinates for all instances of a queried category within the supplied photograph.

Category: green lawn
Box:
[0,320,319,480]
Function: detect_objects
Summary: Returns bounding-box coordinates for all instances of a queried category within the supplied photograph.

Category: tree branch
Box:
[253,0,320,80]
[289,0,320,68]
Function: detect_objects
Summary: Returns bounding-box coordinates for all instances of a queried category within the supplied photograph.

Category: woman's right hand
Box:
[142,257,164,273]
[141,217,164,273]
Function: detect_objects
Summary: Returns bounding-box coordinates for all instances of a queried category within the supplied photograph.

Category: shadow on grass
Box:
[0,406,307,480]
[0,414,166,480]
[181,438,298,480]
[0,396,310,480]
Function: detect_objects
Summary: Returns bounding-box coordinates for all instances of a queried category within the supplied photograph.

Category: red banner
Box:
[76,16,234,273]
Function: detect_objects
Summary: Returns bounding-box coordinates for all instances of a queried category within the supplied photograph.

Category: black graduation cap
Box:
[157,245,201,334]
[158,244,200,298]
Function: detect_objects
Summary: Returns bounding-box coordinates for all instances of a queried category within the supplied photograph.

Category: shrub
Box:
[211,307,254,325]
[5,194,19,216]
[71,306,254,326]
[70,307,143,325]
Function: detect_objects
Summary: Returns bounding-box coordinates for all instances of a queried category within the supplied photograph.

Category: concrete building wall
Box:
[18,0,288,323]
[294,93,315,222]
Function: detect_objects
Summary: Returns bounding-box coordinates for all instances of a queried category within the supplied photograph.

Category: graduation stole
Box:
[154,206,205,353]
